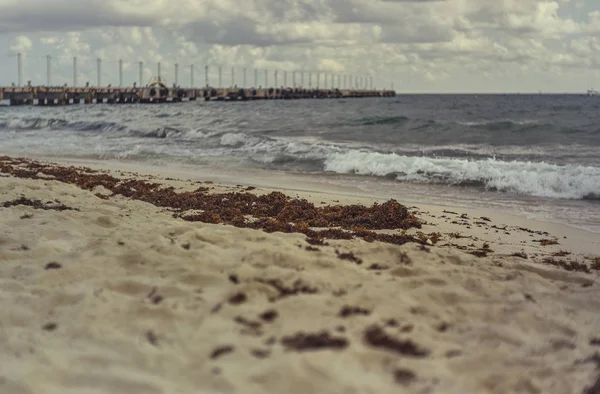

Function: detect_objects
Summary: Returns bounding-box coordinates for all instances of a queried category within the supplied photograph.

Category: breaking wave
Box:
[0,117,127,133]
[2,112,599,201]
[0,117,68,129]
[323,150,600,200]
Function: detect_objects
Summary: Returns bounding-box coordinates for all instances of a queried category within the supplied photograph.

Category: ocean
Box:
[1,94,599,233]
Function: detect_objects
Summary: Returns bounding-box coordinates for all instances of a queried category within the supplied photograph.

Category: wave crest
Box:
[324,150,600,200]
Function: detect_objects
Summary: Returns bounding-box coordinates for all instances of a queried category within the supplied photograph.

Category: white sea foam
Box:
[457,119,541,127]
[2,113,599,201]
[220,132,251,146]
[324,150,600,200]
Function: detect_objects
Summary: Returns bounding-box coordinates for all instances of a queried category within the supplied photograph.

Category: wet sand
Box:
[1,156,599,394]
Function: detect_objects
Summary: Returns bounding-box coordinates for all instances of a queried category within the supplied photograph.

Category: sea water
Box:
[1,94,599,232]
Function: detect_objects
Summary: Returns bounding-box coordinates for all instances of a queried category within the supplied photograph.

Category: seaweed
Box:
[0,157,423,247]
[363,325,429,357]
[281,331,349,351]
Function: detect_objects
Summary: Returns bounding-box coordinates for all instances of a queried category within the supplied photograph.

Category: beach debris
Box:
[19,214,33,219]
[541,258,590,273]
[445,350,462,358]
[335,250,363,265]
[210,345,235,360]
[228,274,239,284]
[524,293,536,302]
[519,227,549,236]
[0,157,424,247]
[364,325,429,357]
[145,331,159,346]
[2,196,77,211]
[536,239,560,246]
[281,331,349,351]
[384,319,399,327]
[306,238,327,246]
[42,322,57,331]
[468,250,488,258]
[234,316,262,330]
[250,349,270,359]
[583,374,600,394]
[228,292,247,305]
[210,302,224,314]
[393,368,417,385]
[397,251,412,265]
[415,231,442,244]
[44,262,62,270]
[552,250,571,257]
[255,278,318,301]
[2,157,589,275]
[511,252,528,259]
[447,232,467,239]
[468,242,494,258]
[339,306,371,318]
[576,352,600,368]
[259,310,278,322]
[367,263,389,270]
[591,338,600,347]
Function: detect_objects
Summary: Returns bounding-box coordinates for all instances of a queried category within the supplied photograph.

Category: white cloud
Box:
[9,35,33,53]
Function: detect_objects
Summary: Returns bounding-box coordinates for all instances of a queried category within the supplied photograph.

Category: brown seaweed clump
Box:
[541,258,590,273]
[363,325,429,357]
[2,197,77,211]
[0,157,423,247]
[281,331,349,351]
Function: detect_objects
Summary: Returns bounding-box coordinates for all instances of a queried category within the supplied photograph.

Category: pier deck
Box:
[0,86,395,105]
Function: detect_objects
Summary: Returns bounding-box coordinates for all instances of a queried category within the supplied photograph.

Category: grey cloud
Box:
[184,19,314,47]
[0,0,593,75]
[328,0,421,25]
[0,0,158,34]
[379,24,455,43]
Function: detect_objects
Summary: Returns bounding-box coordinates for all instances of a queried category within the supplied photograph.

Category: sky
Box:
[0,0,599,93]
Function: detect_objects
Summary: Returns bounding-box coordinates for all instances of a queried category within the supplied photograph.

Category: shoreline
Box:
[3,154,599,260]
[11,153,600,235]
[1,155,599,393]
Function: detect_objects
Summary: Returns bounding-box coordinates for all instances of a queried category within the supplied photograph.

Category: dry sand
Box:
[1,157,599,394]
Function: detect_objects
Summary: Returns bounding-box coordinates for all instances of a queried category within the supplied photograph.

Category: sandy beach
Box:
[1,155,599,394]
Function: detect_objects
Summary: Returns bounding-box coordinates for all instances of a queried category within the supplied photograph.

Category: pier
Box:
[2,55,396,105]
[0,85,395,106]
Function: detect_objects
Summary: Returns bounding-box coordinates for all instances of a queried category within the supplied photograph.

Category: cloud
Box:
[0,0,160,34]
[10,35,33,53]
[0,0,598,92]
